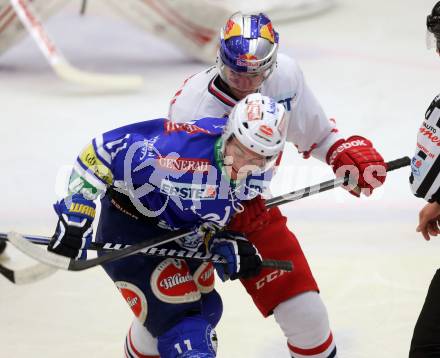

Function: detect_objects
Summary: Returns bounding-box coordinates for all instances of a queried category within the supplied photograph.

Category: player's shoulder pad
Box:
[191,117,227,134]
[102,118,166,142]
[274,53,302,76]
[98,118,167,164]
[169,68,217,122]
[268,52,303,90]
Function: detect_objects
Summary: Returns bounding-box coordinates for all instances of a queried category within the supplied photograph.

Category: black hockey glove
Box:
[208,231,262,281]
[48,194,95,259]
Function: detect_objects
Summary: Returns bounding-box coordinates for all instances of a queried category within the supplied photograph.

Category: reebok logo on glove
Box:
[328,139,367,165]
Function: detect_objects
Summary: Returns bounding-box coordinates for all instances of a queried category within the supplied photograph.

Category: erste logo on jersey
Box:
[157,156,211,173]
[165,120,213,135]
[160,180,217,200]
[115,281,148,323]
[151,259,201,304]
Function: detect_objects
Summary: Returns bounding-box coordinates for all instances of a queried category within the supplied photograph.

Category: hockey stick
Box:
[0,156,410,281]
[10,0,143,91]
[0,233,292,269]
[0,231,291,284]
[266,156,411,208]
[0,262,57,285]
[0,230,178,284]
[0,232,292,284]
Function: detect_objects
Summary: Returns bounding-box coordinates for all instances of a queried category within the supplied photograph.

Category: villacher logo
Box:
[115,281,148,323]
[160,272,193,290]
[151,259,201,304]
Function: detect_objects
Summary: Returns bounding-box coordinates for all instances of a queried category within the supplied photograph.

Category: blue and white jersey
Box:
[68,117,272,237]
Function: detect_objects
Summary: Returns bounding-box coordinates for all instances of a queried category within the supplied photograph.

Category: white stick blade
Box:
[7,231,70,270]
[13,264,57,285]
[53,60,144,91]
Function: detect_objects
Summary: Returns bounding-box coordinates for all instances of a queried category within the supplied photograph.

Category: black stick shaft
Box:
[386,156,411,171]
[0,233,292,271]
[266,156,410,208]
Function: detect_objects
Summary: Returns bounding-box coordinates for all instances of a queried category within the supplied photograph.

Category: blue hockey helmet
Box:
[217,12,279,86]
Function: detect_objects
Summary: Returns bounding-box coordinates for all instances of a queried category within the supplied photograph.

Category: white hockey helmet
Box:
[222,93,287,165]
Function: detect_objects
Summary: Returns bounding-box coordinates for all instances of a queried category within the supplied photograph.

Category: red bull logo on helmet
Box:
[259,22,276,43]
[239,53,258,60]
[223,19,242,40]
[236,53,259,67]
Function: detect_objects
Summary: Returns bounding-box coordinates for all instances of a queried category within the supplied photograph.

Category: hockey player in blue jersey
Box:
[47,93,287,358]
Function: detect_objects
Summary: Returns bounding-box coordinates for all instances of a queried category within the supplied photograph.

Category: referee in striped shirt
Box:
[409,2,440,356]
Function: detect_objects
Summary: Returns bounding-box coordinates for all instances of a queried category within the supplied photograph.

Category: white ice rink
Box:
[1,1,440,357]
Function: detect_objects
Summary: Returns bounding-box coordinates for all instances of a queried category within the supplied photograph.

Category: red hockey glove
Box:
[227,195,270,234]
[327,136,387,197]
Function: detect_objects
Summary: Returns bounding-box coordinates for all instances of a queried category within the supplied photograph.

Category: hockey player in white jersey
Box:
[166,12,388,358]
[409,2,440,356]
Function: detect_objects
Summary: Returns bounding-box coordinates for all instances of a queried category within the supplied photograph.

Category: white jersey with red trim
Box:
[169,53,342,162]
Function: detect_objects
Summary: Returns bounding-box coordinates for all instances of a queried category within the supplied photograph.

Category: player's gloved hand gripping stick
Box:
[0,156,410,284]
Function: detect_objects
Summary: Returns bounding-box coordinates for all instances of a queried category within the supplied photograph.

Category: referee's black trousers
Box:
[410,269,440,357]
